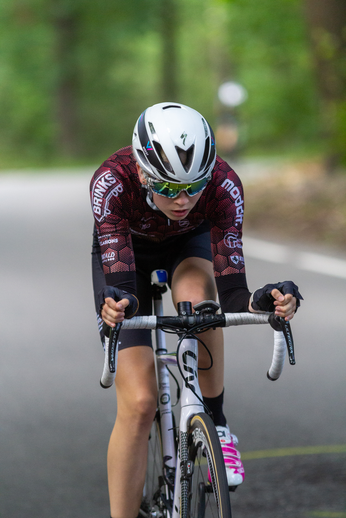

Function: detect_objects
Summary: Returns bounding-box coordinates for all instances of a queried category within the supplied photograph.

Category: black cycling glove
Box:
[101,286,139,319]
[251,281,303,313]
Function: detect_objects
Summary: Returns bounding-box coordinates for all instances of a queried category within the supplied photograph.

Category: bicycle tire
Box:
[141,411,175,517]
[188,413,232,518]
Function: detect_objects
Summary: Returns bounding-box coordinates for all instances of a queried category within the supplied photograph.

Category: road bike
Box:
[100,270,296,518]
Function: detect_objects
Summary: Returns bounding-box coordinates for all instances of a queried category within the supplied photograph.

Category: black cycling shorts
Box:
[118,221,212,350]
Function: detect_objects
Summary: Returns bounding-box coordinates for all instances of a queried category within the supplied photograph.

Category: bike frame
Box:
[153,283,207,518]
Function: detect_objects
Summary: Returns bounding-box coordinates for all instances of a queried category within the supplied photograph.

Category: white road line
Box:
[1,174,346,279]
[244,237,346,280]
[297,252,346,279]
[243,237,288,264]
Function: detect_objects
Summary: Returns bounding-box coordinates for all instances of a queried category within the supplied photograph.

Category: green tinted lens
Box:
[152,178,208,198]
[151,182,177,197]
[186,178,209,195]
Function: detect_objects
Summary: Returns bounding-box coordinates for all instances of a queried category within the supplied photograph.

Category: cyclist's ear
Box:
[136,163,147,185]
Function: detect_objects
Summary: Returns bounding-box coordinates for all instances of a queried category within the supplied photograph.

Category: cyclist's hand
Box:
[101,297,130,327]
[100,286,139,323]
[249,280,303,321]
[271,289,296,321]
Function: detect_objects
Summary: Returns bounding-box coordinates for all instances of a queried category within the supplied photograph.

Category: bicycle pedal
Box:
[228,485,238,492]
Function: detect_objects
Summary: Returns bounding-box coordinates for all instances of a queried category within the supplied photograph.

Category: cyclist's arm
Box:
[207,160,250,313]
[91,221,137,317]
[90,165,139,325]
[207,160,302,318]
[215,273,251,313]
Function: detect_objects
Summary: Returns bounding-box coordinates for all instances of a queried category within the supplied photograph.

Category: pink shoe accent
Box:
[210,426,245,486]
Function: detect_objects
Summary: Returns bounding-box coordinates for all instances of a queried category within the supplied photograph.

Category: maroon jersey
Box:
[90,146,250,313]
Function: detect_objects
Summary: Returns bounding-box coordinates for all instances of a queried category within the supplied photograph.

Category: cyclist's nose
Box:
[175,190,190,203]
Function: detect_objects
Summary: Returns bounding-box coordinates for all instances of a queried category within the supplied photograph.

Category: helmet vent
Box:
[205,138,216,171]
[199,137,210,172]
[153,141,175,177]
[162,105,181,110]
[176,145,194,172]
[136,149,150,169]
[202,118,208,137]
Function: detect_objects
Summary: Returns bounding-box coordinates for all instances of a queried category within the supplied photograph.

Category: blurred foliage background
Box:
[0,0,345,171]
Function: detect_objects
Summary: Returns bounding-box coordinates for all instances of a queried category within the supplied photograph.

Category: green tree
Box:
[1,0,342,167]
[0,0,56,163]
[0,0,164,164]
[218,0,320,153]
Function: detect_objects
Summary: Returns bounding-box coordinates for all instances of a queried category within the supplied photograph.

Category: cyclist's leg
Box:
[106,238,170,517]
[171,256,224,398]
[171,256,245,487]
[108,345,157,518]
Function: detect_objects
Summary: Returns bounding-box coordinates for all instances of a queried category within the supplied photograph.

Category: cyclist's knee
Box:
[175,288,216,311]
[119,390,157,426]
[134,390,157,420]
[172,258,217,307]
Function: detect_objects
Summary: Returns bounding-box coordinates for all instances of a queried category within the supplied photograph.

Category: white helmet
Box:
[132,102,216,183]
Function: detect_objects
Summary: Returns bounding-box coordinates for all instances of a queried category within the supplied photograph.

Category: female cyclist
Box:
[90,102,302,518]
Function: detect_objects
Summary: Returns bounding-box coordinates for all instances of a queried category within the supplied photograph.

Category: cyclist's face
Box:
[137,165,202,221]
[152,189,202,220]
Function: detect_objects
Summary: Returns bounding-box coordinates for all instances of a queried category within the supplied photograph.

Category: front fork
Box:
[172,301,204,518]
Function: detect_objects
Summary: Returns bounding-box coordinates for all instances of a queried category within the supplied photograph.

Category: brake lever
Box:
[108,322,122,373]
[268,313,296,365]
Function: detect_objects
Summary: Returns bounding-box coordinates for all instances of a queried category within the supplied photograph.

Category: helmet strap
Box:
[143,186,160,211]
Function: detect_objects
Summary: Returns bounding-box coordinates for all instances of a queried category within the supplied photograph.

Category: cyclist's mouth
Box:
[171,209,189,218]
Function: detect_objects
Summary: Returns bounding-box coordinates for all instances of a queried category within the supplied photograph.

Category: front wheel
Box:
[188,413,232,518]
[141,411,176,517]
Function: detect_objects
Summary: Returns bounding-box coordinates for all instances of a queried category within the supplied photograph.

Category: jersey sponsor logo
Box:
[221,178,244,225]
[230,254,245,266]
[224,231,242,249]
[99,237,119,246]
[92,170,123,221]
[178,219,191,228]
[102,251,116,263]
[139,216,154,231]
[140,223,151,230]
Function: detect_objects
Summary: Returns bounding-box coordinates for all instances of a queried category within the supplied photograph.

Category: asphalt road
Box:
[1,172,345,518]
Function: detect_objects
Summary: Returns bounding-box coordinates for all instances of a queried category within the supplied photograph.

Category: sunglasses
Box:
[149,177,210,198]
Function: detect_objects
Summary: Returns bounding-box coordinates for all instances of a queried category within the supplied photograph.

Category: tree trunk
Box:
[160,0,179,101]
[52,5,80,158]
[304,0,346,171]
